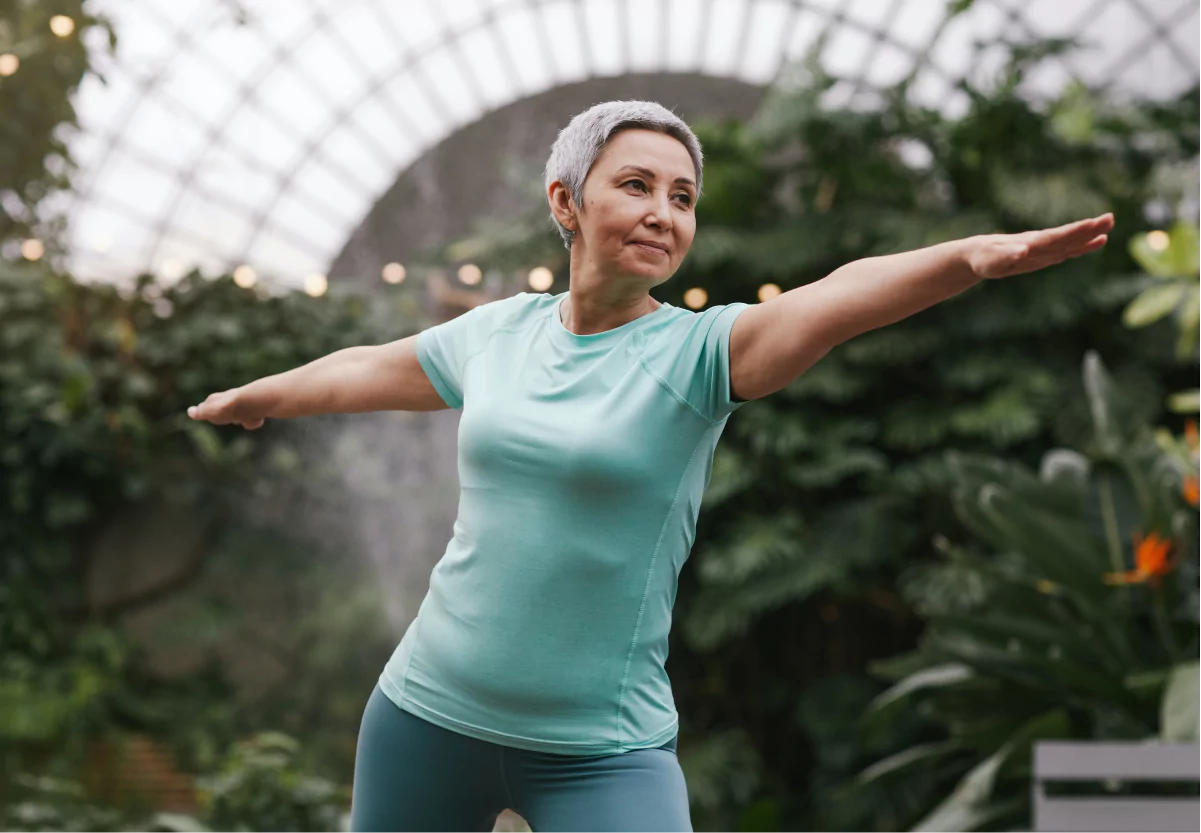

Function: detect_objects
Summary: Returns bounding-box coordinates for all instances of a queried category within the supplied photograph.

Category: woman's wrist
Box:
[232,379,274,421]
[951,236,986,283]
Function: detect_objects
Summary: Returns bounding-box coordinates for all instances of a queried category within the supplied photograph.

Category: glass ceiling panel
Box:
[626,0,665,74]
[457,27,522,108]
[886,0,944,52]
[495,4,556,94]
[1168,13,1200,71]
[863,41,912,88]
[381,73,449,145]
[291,163,372,227]
[779,6,826,69]
[822,22,876,80]
[704,0,747,77]
[542,1,591,83]
[170,193,259,259]
[663,0,703,72]
[61,0,1198,290]
[741,1,793,84]
[434,0,490,33]
[418,45,486,125]
[581,0,624,77]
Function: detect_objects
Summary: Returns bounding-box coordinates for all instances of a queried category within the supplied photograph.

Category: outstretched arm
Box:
[187,333,448,429]
[728,213,1114,402]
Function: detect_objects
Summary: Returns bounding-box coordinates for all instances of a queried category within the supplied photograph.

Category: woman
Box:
[188,100,1113,831]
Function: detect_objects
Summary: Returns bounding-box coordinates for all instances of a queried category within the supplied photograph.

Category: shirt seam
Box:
[637,355,719,425]
[614,432,708,748]
[457,321,526,394]
[415,334,462,409]
[425,295,536,408]
[499,748,515,807]
[398,604,428,702]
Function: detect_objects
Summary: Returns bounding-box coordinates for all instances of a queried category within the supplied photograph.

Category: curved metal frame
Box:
[66,0,1199,285]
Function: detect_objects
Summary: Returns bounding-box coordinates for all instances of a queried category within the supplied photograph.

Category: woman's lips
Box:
[631,242,668,255]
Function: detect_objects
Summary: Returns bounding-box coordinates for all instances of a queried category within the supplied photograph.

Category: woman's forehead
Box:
[596,131,695,176]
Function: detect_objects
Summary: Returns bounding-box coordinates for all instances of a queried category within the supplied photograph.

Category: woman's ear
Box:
[548,182,577,231]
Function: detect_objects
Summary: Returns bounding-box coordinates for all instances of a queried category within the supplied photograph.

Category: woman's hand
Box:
[187,388,265,430]
[968,213,1114,280]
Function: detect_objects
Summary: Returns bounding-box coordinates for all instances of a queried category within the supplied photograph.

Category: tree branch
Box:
[70,520,222,621]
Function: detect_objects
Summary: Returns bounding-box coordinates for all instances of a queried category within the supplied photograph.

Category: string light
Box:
[304,273,328,297]
[527,266,553,291]
[683,287,708,309]
[21,239,44,261]
[758,283,782,301]
[0,54,18,76]
[233,264,257,288]
[49,15,76,37]
[458,263,482,285]
[1146,230,1170,251]
[382,262,406,284]
[159,257,186,281]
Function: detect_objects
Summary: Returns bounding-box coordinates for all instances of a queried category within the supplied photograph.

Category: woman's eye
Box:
[625,180,692,206]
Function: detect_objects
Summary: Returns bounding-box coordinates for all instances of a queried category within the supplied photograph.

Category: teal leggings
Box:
[350,685,692,832]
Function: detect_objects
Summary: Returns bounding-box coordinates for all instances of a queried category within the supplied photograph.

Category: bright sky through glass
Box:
[61,0,1199,288]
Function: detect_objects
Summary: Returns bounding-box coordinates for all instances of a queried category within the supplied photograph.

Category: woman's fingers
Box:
[188,390,237,424]
[1032,213,1114,253]
[1015,233,1110,276]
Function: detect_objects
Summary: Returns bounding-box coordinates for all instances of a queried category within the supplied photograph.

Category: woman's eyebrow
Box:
[615,164,696,189]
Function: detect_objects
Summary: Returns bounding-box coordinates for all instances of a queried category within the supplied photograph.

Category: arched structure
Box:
[65,0,1198,287]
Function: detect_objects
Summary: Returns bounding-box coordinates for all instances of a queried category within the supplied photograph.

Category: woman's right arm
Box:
[187,334,448,429]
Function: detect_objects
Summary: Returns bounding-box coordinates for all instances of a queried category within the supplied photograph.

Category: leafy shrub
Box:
[197,732,348,832]
[857,352,1199,831]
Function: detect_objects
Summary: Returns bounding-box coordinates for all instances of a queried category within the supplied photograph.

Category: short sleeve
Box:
[648,302,752,423]
[416,293,531,409]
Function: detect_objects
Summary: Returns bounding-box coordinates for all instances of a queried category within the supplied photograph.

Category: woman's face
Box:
[555,128,698,289]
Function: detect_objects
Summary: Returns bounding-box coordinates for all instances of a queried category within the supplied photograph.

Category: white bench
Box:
[1032,741,1199,832]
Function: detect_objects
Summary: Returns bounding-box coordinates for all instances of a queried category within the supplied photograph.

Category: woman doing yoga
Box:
[187,100,1114,831]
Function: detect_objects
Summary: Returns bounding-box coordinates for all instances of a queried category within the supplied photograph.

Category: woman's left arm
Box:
[728,213,1114,402]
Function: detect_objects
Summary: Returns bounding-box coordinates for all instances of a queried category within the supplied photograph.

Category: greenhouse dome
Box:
[61,0,1198,289]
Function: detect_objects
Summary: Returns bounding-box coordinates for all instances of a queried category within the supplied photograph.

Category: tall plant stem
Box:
[1151,587,1180,662]
[1098,477,1128,609]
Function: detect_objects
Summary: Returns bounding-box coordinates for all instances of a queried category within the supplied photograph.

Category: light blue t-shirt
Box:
[379,290,751,755]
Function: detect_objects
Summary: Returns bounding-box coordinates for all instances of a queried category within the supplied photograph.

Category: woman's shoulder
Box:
[469,291,554,329]
[642,300,752,342]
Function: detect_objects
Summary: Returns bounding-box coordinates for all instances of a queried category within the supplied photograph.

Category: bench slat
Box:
[1034,742,1200,780]
[1034,797,1200,832]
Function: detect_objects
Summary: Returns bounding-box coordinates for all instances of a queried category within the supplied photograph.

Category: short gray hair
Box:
[543,100,704,250]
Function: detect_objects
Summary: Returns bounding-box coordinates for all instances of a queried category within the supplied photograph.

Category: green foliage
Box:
[196,732,349,832]
[0,261,392,821]
[0,2,113,248]
[1123,219,1200,414]
[678,726,765,830]
[855,353,1199,831]
[0,773,125,832]
[1,731,351,833]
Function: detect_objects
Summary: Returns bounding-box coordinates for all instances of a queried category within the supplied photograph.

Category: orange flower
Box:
[1103,531,1176,585]
[1185,475,1200,507]
[1185,419,1198,452]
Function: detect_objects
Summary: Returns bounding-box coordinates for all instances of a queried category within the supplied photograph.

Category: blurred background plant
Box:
[849,352,1198,831]
[1,0,1197,830]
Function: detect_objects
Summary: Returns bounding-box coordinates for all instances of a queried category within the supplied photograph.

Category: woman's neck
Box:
[560,289,660,335]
